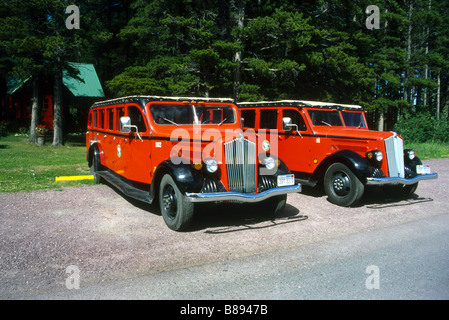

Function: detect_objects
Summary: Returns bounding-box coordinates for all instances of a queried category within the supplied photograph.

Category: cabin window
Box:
[241,109,256,128]
[259,109,277,129]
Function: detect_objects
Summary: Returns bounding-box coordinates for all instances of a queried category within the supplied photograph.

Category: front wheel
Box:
[324,163,365,207]
[260,194,287,219]
[382,183,418,198]
[159,174,194,231]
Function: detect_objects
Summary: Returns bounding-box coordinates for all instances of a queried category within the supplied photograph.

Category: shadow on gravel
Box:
[191,202,307,233]
[356,186,434,209]
[104,180,307,233]
[299,184,434,209]
[104,181,161,215]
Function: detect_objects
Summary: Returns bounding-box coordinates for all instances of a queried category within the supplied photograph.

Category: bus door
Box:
[124,104,152,184]
[278,108,313,175]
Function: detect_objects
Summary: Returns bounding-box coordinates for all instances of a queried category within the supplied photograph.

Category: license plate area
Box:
[416,164,431,174]
[277,174,295,187]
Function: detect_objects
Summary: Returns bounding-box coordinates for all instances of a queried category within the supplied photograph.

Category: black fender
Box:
[150,158,204,201]
[404,150,423,177]
[87,142,103,170]
[312,150,371,184]
[404,149,422,169]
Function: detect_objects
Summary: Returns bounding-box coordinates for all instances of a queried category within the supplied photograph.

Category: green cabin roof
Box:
[62,62,104,97]
[7,62,104,98]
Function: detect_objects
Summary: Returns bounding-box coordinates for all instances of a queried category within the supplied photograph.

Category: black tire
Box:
[90,153,102,184]
[324,163,365,207]
[382,183,418,198]
[260,194,287,219]
[159,174,194,231]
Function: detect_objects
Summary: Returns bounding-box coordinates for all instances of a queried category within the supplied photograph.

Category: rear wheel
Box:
[159,174,194,231]
[324,163,365,207]
[90,153,102,184]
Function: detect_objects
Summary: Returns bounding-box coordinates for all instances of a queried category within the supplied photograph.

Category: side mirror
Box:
[282,117,292,131]
[120,116,132,133]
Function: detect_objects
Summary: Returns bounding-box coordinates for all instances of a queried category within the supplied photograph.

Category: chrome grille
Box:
[384,134,405,178]
[224,136,256,193]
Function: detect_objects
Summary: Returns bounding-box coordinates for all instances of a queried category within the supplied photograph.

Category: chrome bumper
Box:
[366,173,438,186]
[184,184,301,203]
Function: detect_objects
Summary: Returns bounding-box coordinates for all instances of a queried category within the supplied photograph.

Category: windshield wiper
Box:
[218,118,228,126]
[161,117,178,126]
[320,120,332,127]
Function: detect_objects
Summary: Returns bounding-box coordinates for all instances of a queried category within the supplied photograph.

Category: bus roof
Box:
[238,100,363,110]
[92,95,235,108]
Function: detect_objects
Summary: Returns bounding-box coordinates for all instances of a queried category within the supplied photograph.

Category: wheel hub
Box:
[162,185,177,217]
[332,172,351,196]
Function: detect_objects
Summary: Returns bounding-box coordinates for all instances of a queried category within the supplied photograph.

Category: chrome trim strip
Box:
[184,184,301,203]
[366,173,438,186]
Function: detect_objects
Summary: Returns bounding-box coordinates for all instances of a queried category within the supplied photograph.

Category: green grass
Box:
[405,142,449,160]
[0,135,94,193]
[0,135,447,193]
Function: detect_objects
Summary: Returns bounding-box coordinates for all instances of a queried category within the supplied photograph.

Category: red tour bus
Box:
[86,96,300,230]
[238,100,438,207]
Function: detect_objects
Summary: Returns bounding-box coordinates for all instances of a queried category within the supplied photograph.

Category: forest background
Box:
[0,0,448,145]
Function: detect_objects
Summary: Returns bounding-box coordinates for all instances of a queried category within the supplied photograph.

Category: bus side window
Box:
[282,109,307,131]
[98,109,105,129]
[88,112,92,128]
[259,109,277,129]
[241,109,256,128]
[128,105,147,132]
[107,108,114,130]
[116,107,124,131]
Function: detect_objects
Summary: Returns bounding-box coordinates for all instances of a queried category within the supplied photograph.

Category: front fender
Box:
[150,159,204,200]
[312,150,371,183]
[88,142,104,169]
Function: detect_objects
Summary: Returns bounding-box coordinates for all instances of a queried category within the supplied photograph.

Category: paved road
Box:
[0,158,448,301]
[34,213,449,300]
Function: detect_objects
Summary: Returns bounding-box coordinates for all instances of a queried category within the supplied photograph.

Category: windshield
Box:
[342,111,367,128]
[150,104,236,125]
[308,110,343,127]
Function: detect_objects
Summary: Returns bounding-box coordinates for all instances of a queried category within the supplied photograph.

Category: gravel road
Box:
[0,158,447,299]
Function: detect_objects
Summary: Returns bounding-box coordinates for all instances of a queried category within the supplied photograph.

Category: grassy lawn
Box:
[405,142,449,160]
[0,134,447,193]
[0,135,94,193]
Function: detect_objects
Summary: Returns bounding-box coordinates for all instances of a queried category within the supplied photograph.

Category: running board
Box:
[97,171,153,204]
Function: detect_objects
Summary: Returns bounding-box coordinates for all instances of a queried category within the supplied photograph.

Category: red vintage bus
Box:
[238,100,438,207]
[86,96,300,230]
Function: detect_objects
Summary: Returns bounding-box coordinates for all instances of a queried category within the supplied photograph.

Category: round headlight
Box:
[264,157,276,170]
[407,150,415,160]
[204,158,218,173]
[375,151,383,162]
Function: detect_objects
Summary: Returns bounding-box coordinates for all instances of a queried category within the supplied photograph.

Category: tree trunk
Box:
[377,110,385,131]
[404,1,413,105]
[52,65,63,147]
[445,78,449,118]
[29,77,40,144]
[436,72,440,120]
[233,0,245,102]
[423,0,431,109]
